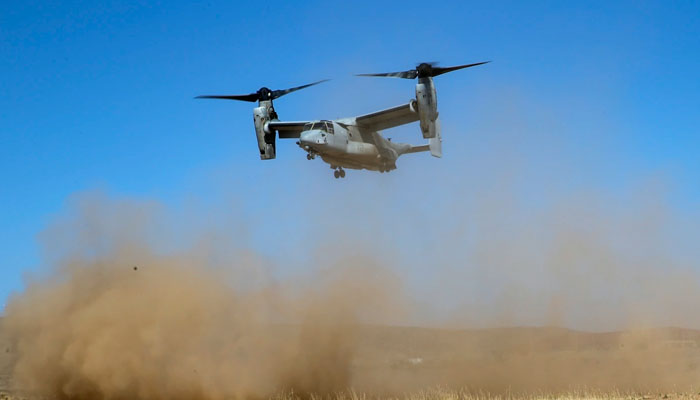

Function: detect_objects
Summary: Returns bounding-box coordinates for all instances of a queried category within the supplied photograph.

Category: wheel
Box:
[339,169,346,178]
[334,170,340,179]
[306,154,312,160]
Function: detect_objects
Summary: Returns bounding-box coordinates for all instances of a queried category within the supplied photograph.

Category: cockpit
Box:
[302,120,334,134]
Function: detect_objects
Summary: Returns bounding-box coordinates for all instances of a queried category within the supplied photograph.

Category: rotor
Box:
[195,79,329,102]
[356,61,490,79]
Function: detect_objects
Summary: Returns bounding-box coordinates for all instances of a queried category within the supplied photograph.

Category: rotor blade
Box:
[355,70,418,79]
[195,93,259,102]
[430,61,490,77]
[271,79,329,99]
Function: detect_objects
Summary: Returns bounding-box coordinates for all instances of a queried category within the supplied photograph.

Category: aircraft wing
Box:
[355,102,419,131]
[267,121,308,139]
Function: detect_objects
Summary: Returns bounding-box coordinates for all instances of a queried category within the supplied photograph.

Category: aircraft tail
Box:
[428,117,442,158]
[394,116,441,157]
[404,144,430,154]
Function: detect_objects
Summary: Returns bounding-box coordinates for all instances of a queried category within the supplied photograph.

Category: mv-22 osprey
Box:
[197,61,488,178]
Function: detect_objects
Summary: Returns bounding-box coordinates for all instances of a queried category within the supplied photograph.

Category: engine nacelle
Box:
[415,77,439,139]
[253,100,276,160]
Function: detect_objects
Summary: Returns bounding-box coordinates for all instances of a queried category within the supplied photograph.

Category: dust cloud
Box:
[4,128,700,397]
[3,194,404,400]
[5,188,700,398]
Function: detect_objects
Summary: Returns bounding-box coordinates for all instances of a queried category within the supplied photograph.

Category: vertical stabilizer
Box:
[429,118,442,158]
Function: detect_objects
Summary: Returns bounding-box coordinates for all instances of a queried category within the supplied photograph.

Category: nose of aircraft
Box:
[299,130,327,148]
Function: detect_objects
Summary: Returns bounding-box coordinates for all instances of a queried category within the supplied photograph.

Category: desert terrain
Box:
[0,319,10,399]
[2,317,699,400]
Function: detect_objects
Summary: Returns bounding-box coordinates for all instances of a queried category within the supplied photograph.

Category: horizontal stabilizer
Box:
[404,145,430,154]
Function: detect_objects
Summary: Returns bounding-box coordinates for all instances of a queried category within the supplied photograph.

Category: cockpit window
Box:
[303,121,334,133]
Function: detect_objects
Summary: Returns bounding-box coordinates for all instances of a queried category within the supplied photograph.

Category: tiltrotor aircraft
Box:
[196,61,488,178]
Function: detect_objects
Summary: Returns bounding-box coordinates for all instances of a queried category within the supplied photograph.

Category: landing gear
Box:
[306,153,316,160]
[378,164,393,173]
[333,167,346,179]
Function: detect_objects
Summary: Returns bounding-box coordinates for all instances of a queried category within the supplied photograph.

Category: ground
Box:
[2,319,699,399]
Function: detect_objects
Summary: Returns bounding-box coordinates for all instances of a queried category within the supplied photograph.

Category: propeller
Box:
[356,61,490,79]
[195,79,329,102]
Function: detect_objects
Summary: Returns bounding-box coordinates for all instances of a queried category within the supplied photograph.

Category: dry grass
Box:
[267,389,700,400]
[3,387,700,400]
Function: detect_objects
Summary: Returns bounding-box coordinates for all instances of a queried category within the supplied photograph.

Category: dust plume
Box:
[3,194,404,400]
[4,85,700,397]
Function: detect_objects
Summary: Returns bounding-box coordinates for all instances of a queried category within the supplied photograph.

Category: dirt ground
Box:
[2,319,700,399]
[351,325,700,394]
[0,319,11,397]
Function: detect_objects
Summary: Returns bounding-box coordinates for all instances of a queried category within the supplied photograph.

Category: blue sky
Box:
[1,1,699,325]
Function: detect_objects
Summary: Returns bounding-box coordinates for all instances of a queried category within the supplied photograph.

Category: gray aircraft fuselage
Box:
[297,119,422,172]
